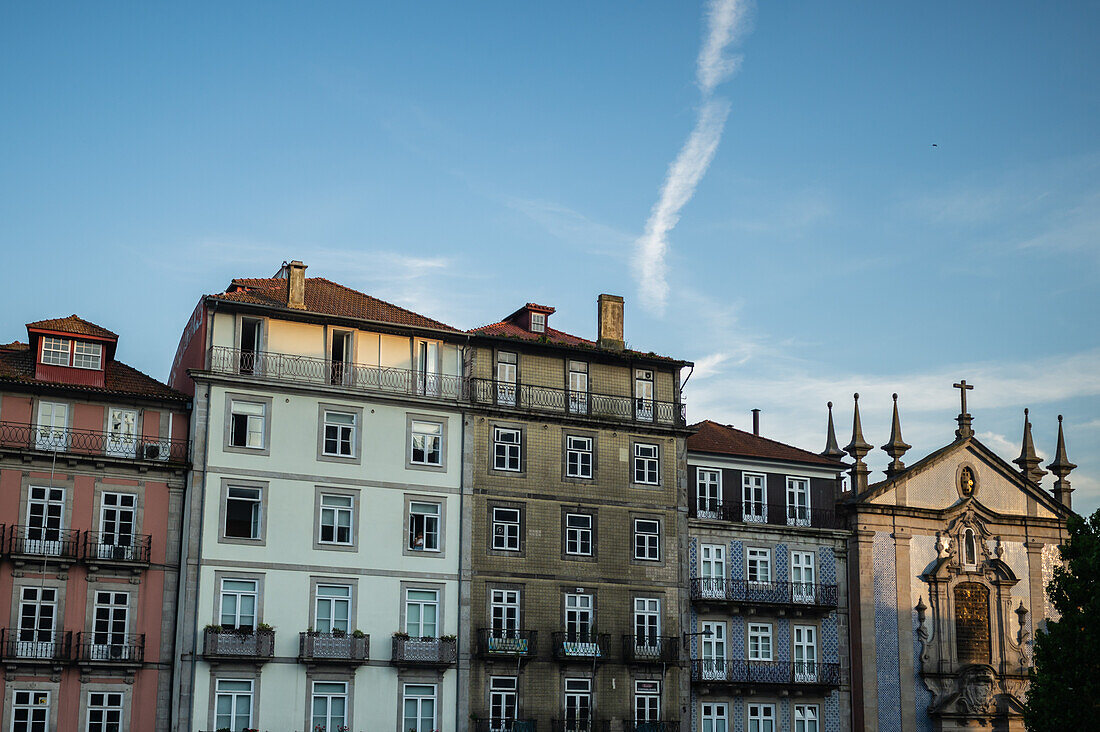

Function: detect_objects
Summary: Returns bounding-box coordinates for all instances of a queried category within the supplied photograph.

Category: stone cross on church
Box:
[954,379,974,437]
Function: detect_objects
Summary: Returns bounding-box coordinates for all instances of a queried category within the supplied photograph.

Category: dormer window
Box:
[41,337,71,366]
[530,312,546,333]
[40,337,102,370]
[73,341,103,369]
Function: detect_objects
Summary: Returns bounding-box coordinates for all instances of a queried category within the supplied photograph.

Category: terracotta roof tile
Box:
[26,315,117,339]
[471,321,596,347]
[209,277,460,332]
[0,342,187,402]
[688,419,845,468]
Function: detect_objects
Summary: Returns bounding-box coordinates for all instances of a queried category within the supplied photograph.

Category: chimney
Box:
[286,260,307,310]
[597,294,624,351]
[751,409,761,436]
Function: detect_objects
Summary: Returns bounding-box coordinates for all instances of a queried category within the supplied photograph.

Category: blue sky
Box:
[2,2,1098,512]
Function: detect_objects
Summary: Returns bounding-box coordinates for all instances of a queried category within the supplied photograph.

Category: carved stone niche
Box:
[914,509,1031,730]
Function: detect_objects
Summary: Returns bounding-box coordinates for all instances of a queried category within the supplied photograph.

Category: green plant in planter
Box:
[331,628,347,638]
[352,629,366,638]
[440,634,457,642]
[204,624,223,633]
[393,631,410,638]
[256,622,274,632]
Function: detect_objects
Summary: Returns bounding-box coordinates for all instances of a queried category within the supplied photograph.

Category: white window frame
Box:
[747,703,776,732]
[404,589,440,638]
[25,485,65,555]
[633,443,659,485]
[786,476,811,526]
[743,472,767,523]
[410,420,444,466]
[564,594,593,639]
[494,427,522,471]
[791,550,816,603]
[319,493,354,545]
[73,340,103,369]
[492,507,521,552]
[86,691,124,732]
[489,676,519,723]
[794,704,820,732]
[529,312,546,332]
[565,435,593,479]
[495,352,517,407]
[747,623,773,661]
[402,684,438,732]
[214,679,253,732]
[747,547,772,585]
[634,679,661,723]
[311,681,348,732]
[633,597,660,646]
[633,519,660,561]
[408,501,441,552]
[565,513,592,556]
[35,400,69,451]
[567,360,589,414]
[490,589,521,633]
[696,468,722,518]
[90,589,130,657]
[322,410,356,457]
[701,702,728,732]
[793,624,818,682]
[11,690,51,732]
[219,579,258,630]
[224,485,262,540]
[40,336,71,366]
[314,584,352,634]
[229,399,266,449]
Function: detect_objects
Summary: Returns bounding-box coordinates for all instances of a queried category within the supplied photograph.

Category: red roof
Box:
[209,277,460,332]
[0,342,187,402]
[26,315,117,340]
[688,420,844,468]
[471,320,596,347]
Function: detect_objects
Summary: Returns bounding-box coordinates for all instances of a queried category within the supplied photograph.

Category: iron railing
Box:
[74,632,144,664]
[689,578,838,609]
[0,628,72,662]
[689,500,842,529]
[472,721,538,732]
[551,631,611,662]
[390,635,457,667]
[622,635,679,664]
[550,720,610,732]
[299,631,369,664]
[477,628,537,659]
[83,531,151,564]
[690,659,841,686]
[0,421,189,464]
[623,722,680,732]
[7,525,81,561]
[202,627,275,660]
[469,378,686,427]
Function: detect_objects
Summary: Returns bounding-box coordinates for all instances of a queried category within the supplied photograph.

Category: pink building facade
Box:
[0,316,189,732]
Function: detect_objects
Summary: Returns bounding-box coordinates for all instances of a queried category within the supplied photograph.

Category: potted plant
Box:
[393,630,410,639]
[256,622,274,633]
[331,627,346,638]
[204,624,223,633]
[441,634,457,642]
[352,629,366,638]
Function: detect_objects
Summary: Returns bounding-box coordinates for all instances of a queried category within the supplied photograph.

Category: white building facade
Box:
[169,262,466,732]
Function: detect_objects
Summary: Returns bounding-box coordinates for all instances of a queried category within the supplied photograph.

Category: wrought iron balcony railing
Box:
[690,659,841,687]
[551,720,610,732]
[622,635,679,664]
[0,628,72,663]
[0,421,189,464]
[477,628,537,659]
[472,720,538,732]
[74,632,144,665]
[469,378,686,427]
[202,627,275,661]
[7,525,81,562]
[623,722,681,732]
[83,531,151,565]
[390,635,457,667]
[298,631,369,665]
[689,578,838,610]
[689,499,842,529]
[551,631,611,662]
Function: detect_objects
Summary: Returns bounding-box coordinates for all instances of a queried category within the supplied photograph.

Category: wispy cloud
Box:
[633,0,752,314]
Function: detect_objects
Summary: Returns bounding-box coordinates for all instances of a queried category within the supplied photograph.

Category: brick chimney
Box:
[286,260,307,310]
[597,294,624,351]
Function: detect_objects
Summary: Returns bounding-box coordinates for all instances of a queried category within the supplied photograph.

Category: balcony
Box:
[551,631,610,663]
[202,627,275,664]
[469,379,686,428]
[551,720,610,732]
[689,579,838,614]
[690,659,842,690]
[74,632,144,667]
[689,500,842,529]
[0,629,72,665]
[472,721,538,732]
[621,635,679,664]
[83,531,151,571]
[0,421,189,465]
[298,631,369,666]
[6,525,81,566]
[477,628,537,660]
[624,722,680,732]
[390,635,457,667]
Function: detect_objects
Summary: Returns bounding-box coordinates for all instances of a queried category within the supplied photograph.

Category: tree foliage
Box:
[1024,509,1100,730]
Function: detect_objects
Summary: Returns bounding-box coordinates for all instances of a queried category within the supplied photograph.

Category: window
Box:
[494,427,522,471]
[330,331,352,386]
[25,485,65,555]
[490,589,521,634]
[407,501,441,552]
[415,340,441,396]
[791,551,816,603]
[17,586,56,657]
[224,486,262,540]
[214,679,253,732]
[319,494,353,545]
[405,589,439,637]
[567,360,589,414]
[564,678,592,725]
[743,473,767,522]
[747,548,772,585]
[748,623,773,660]
[633,443,659,485]
[793,625,818,682]
[565,513,592,556]
[403,684,437,732]
[41,336,71,366]
[11,690,49,732]
[530,312,546,332]
[633,519,660,561]
[229,400,265,449]
[73,341,102,369]
[566,436,593,479]
[786,477,810,526]
[701,703,728,732]
[496,352,517,406]
[634,680,660,723]
[634,597,660,647]
[490,677,518,724]
[696,468,722,518]
[219,579,258,630]
[699,544,726,599]
[322,410,356,457]
[492,507,521,551]
[238,318,262,374]
[747,704,776,732]
[91,590,130,658]
[311,681,347,732]
[564,594,593,641]
[635,369,655,421]
[411,420,443,465]
[964,528,978,567]
[105,408,138,458]
[35,401,68,451]
[700,622,726,678]
[87,692,123,732]
[315,584,351,634]
[794,705,819,732]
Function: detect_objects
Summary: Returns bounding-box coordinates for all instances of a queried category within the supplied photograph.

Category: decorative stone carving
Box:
[957,665,996,717]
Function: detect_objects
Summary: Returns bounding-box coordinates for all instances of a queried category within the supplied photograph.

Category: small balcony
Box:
[477,628,537,660]
[472,720,538,732]
[7,525,81,566]
[624,722,680,732]
[689,500,842,529]
[690,659,841,690]
[689,578,838,614]
[551,631,610,663]
[0,629,72,665]
[298,631,369,666]
[0,421,189,465]
[74,632,144,667]
[551,720,610,732]
[621,635,679,664]
[469,379,686,428]
[82,531,151,570]
[202,627,275,664]
[390,635,457,667]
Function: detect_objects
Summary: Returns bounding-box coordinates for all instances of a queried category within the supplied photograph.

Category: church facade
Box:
[842,387,1075,732]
